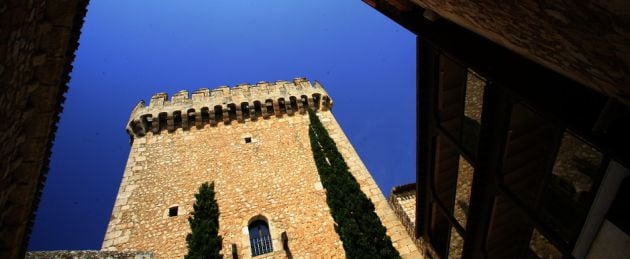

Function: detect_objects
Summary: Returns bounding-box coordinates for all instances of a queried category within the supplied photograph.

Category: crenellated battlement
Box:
[126,78,333,138]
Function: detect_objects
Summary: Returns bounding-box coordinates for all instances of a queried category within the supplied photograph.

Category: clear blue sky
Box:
[29,0,415,250]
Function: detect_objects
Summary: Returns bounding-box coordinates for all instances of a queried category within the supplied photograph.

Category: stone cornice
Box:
[126,78,333,138]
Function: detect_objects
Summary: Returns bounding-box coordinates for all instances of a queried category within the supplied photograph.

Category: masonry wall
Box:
[103,108,420,258]
[0,1,88,258]
[103,113,343,258]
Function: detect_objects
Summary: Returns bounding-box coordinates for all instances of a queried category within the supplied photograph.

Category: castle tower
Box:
[101,79,420,258]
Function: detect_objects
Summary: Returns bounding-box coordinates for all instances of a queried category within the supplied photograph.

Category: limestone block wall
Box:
[103,81,419,258]
[103,113,344,258]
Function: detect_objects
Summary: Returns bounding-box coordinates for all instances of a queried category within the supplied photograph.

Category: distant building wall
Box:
[389,184,426,255]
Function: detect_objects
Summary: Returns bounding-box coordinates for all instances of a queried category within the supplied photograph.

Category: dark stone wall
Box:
[410,0,630,103]
[0,1,88,258]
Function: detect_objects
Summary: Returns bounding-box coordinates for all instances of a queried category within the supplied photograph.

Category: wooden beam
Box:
[416,37,437,242]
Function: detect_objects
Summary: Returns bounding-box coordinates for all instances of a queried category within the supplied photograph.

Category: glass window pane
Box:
[448,227,464,259]
[437,69,485,160]
[529,229,562,259]
[454,156,474,229]
[461,71,485,157]
[540,132,603,244]
[464,71,484,123]
[551,133,602,193]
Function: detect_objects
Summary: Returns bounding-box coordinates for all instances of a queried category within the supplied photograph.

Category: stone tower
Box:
[101,78,420,258]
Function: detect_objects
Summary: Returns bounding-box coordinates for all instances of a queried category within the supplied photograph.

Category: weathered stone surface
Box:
[103,81,419,258]
[408,0,630,103]
[0,1,88,258]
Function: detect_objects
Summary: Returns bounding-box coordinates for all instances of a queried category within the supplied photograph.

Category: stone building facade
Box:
[101,79,420,258]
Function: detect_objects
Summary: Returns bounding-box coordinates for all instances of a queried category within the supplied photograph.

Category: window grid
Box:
[250,235,273,256]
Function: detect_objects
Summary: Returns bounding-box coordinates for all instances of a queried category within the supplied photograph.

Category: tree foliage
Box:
[307,109,400,258]
[186,182,223,259]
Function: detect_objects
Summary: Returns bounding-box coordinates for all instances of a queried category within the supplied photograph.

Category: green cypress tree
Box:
[186,182,223,259]
[308,109,400,258]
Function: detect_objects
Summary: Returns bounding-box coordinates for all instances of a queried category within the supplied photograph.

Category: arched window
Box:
[289,96,298,115]
[264,99,274,117]
[253,101,263,118]
[227,103,237,122]
[186,109,196,128]
[158,112,168,132]
[300,95,309,110]
[241,102,250,120]
[172,111,182,131]
[200,107,210,125]
[249,220,273,256]
[312,93,321,110]
[322,95,331,110]
[214,105,223,124]
[278,98,287,115]
[140,114,151,134]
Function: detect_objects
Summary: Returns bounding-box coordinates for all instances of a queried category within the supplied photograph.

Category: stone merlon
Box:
[126,78,333,138]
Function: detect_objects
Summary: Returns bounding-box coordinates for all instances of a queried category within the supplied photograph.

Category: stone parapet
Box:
[126,78,333,138]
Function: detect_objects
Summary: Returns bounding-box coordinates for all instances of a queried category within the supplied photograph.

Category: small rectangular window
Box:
[244,137,252,143]
[169,206,178,217]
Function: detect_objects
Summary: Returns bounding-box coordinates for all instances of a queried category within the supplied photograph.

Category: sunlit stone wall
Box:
[102,80,420,258]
